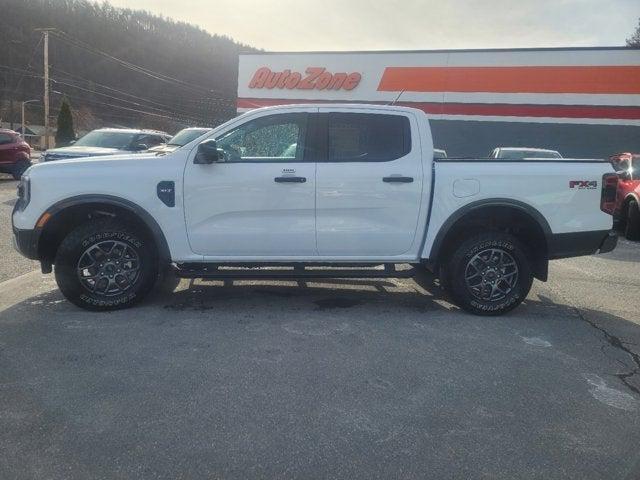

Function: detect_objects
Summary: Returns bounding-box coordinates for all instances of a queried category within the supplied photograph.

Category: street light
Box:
[21,99,40,144]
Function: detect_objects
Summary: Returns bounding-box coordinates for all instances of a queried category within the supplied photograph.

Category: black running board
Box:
[173,263,416,280]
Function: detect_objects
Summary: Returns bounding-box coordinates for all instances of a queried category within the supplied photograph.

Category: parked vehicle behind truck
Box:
[148,127,213,154]
[490,147,562,159]
[13,104,618,315]
[0,129,31,179]
[610,152,640,240]
[40,128,170,162]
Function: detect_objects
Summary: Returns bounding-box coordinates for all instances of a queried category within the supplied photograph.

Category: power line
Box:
[50,66,207,111]
[53,89,203,122]
[51,78,200,119]
[11,34,44,96]
[0,65,43,81]
[49,30,222,97]
[50,66,234,108]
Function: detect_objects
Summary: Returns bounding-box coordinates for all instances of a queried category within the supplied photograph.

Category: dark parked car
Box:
[0,129,31,179]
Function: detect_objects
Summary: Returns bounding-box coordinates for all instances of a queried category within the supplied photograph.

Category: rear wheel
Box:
[625,200,640,241]
[444,232,533,316]
[54,219,158,311]
[11,159,30,180]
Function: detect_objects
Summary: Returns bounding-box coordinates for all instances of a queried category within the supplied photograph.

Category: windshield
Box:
[499,149,561,159]
[168,128,210,146]
[73,131,136,149]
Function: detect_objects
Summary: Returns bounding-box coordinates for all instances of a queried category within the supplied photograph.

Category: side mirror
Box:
[132,143,148,151]
[194,139,221,164]
[617,170,631,181]
[68,140,76,145]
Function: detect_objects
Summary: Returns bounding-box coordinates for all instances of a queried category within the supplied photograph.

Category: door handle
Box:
[275,176,306,183]
[383,176,414,183]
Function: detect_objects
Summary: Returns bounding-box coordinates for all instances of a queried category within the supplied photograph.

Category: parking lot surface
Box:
[0,176,37,282]
[1,218,639,479]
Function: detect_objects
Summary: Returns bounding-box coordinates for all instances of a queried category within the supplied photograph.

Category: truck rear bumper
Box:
[549,229,617,259]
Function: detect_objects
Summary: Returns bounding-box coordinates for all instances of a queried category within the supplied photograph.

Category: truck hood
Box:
[42,146,129,160]
[31,153,161,174]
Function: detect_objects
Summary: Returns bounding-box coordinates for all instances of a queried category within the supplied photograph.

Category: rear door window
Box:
[326,113,411,162]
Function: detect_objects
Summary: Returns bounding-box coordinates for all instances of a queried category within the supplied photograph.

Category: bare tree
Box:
[628,18,640,46]
[0,0,257,129]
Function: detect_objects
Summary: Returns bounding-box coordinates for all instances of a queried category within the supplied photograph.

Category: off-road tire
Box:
[54,219,158,311]
[444,232,533,316]
[625,200,640,241]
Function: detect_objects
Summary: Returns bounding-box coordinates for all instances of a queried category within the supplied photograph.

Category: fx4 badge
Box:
[569,180,597,189]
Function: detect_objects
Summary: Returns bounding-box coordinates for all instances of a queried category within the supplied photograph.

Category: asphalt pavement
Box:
[0,176,37,282]
[0,181,639,479]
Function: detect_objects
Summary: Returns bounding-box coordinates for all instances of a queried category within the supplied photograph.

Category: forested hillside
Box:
[0,0,255,133]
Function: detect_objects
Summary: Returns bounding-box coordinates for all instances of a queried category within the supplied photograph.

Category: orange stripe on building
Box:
[377,66,640,94]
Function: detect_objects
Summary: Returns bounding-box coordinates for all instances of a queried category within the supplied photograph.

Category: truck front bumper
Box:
[12,226,39,260]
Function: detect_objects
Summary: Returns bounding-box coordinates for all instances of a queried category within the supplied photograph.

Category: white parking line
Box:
[0,270,55,313]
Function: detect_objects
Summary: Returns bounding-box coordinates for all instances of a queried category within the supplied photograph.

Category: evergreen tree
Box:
[55,99,75,147]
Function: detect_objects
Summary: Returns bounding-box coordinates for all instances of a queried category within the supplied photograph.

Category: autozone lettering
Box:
[249,67,362,91]
[569,180,598,189]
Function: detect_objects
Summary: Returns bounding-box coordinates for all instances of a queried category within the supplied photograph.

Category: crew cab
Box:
[12,105,618,315]
[0,129,31,179]
[40,128,170,162]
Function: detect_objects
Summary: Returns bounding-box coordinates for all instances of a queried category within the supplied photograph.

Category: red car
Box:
[610,152,640,240]
[0,129,32,180]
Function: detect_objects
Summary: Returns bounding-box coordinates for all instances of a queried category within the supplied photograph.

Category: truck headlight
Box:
[16,175,31,210]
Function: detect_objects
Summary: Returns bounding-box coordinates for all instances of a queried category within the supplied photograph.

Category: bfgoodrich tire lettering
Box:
[54,219,158,311]
[445,232,533,316]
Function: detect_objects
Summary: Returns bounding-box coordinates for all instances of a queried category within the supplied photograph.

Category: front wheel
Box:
[54,219,158,311]
[625,200,640,241]
[443,232,533,316]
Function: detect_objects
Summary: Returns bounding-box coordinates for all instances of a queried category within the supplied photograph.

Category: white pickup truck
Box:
[12,104,619,315]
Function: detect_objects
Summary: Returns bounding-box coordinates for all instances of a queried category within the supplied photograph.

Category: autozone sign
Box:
[249,67,362,91]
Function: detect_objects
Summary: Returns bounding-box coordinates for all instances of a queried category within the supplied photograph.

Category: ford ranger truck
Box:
[12,105,619,315]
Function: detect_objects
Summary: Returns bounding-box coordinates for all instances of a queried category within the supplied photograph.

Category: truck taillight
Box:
[600,173,618,215]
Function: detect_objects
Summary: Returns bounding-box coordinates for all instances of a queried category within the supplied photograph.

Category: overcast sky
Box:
[106,0,640,51]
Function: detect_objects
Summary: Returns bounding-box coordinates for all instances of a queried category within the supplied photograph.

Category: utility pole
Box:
[35,29,54,149]
[43,30,50,149]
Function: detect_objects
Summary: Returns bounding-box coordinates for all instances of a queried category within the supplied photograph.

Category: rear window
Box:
[327,113,411,162]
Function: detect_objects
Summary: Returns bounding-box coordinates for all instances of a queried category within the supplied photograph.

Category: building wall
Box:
[238,47,640,158]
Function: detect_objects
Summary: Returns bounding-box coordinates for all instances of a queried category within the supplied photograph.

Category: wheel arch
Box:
[36,194,170,267]
[427,198,552,281]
